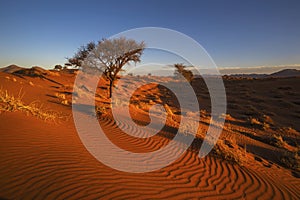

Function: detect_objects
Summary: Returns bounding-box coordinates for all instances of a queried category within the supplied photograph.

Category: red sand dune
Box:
[0,67,299,199]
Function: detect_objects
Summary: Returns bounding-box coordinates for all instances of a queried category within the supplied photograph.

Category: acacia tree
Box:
[68,37,145,98]
[54,64,63,71]
[67,42,96,67]
[174,63,194,83]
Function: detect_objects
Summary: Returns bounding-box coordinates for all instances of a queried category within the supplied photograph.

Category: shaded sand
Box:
[0,68,300,199]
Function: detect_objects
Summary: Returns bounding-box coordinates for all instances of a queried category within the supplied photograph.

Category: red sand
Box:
[0,69,299,199]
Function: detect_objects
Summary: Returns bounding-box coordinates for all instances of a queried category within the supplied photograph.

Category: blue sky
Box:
[0,0,300,72]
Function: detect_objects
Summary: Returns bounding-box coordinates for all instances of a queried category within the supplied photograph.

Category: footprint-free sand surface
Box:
[0,67,299,199]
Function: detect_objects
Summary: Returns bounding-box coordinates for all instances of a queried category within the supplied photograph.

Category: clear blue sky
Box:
[0,0,300,70]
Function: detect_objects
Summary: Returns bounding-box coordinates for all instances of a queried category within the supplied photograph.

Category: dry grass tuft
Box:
[0,88,69,121]
[212,137,247,166]
[270,134,288,148]
[250,117,261,126]
[280,150,300,171]
[96,105,108,116]
[55,92,71,106]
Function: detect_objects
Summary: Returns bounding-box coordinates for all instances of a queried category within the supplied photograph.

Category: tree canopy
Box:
[68,37,145,98]
[174,63,194,82]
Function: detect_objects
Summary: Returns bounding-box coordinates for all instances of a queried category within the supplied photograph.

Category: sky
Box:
[0,0,300,73]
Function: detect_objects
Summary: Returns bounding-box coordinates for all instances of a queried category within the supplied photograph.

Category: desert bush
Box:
[54,64,63,71]
[212,138,246,165]
[0,88,69,121]
[280,127,298,134]
[61,99,69,106]
[249,117,271,130]
[96,105,108,116]
[270,134,288,148]
[263,115,274,125]
[55,92,66,99]
[262,122,270,130]
[280,151,300,171]
[55,92,71,106]
[250,117,261,125]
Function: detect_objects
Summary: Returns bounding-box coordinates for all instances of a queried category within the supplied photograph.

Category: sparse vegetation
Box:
[250,117,261,126]
[67,42,96,67]
[174,63,194,82]
[55,92,70,106]
[249,116,271,130]
[280,151,300,171]
[270,134,288,148]
[212,137,247,165]
[262,122,271,130]
[95,105,108,116]
[54,65,63,71]
[0,88,69,121]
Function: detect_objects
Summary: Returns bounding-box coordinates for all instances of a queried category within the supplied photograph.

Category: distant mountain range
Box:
[1,64,300,79]
[268,69,300,78]
[227,69,300,79]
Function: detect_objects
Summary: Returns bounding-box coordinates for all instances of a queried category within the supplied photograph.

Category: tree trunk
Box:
[109,80,113,98]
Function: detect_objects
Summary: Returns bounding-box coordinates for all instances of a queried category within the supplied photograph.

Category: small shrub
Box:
[280,151,300,171]
[269,134,289,149]
[250,117,261,125]
[262,122,271,130]
[0,88,69,121]
[54,65,63,71]
[55,92,66,99]
[263,115,274,125]
[61,99,69,106]
[212,138,246,165]
[96,105,108,116]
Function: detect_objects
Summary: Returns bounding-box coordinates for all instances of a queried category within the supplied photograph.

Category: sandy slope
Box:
[0,69,300,199]
[0,112,299,199]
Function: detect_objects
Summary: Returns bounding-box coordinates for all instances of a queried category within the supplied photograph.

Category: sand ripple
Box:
[0,112,299,199]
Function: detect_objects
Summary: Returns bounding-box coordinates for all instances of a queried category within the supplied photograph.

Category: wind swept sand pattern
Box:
[1,111,299,199]
[0,70,300,199]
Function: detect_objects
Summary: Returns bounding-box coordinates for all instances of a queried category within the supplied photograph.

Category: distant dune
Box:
[1,64,300,78]
[227,69,300,79]
[0,64,23,73]
[12,66,49,77]
[268,69,300,78]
